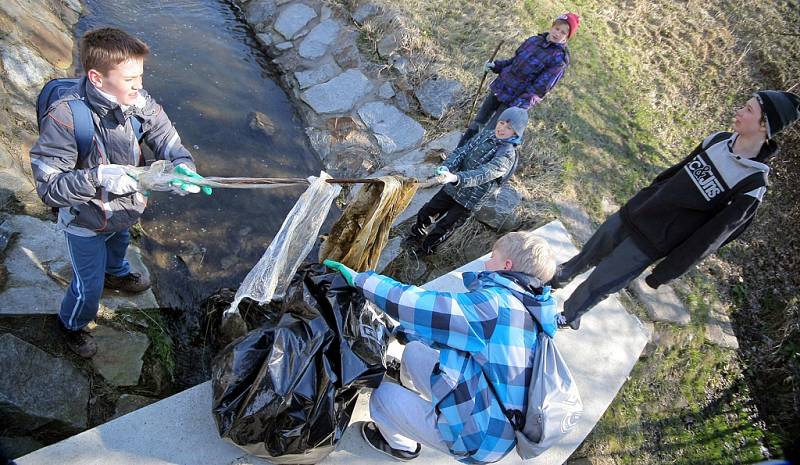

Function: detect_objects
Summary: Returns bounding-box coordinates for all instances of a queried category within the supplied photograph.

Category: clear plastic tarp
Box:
[225,172,341,316]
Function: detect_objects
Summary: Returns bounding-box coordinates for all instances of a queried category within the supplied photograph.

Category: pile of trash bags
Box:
[211,264,393,463]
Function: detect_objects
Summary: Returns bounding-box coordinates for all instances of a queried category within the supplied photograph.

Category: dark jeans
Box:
[552,213,653,329]
[457,93,508,147]
[411,190,470,253]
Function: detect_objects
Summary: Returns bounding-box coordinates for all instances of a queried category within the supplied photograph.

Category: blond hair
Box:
[493,231,556,282]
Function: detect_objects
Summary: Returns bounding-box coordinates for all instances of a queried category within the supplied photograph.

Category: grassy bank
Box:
[341,0,799,461]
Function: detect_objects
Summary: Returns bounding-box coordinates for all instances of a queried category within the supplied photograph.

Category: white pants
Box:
[369,341,451,454]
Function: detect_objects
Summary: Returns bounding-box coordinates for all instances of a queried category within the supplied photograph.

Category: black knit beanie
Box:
[753,90,800,139]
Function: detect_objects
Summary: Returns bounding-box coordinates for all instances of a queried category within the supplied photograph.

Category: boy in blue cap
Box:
[324,230,558,463]
[410,107,529,255]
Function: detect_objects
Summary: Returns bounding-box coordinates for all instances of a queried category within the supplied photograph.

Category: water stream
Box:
[76,0,325,312]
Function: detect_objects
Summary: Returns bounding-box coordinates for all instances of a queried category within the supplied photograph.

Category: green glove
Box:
[323,259,357,287]
[172,164,213,196]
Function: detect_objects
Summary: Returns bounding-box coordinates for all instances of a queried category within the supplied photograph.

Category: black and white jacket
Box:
[620,131,776,287]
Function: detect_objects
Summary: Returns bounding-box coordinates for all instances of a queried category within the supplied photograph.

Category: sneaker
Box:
[59,325,97,358]
[384,356,402,383]
[556,313,580,330]
[104,272,151,293]
[361,421,421,461]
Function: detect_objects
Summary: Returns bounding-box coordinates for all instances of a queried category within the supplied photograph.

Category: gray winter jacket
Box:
[30,77,195,235]
[442,129,517,210]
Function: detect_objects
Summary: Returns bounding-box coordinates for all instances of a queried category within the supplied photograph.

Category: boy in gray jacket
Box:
[409,107,528,254]
[30,28,210,357]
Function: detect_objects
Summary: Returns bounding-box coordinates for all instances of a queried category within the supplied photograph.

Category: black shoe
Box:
[105,272,151,293]
[384,356,401,383]
[548,266,565,289]
[59,325,97,358]
[361,421,421,461]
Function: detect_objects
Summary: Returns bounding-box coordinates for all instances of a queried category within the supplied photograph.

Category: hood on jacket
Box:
[463,270,558,337]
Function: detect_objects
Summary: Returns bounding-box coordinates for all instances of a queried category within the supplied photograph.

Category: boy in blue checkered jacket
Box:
[324,231,559,463]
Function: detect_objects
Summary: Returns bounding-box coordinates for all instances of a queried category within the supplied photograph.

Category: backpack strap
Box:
[66,99,95,161]
[499,150,519,185]
[129,115,144,143]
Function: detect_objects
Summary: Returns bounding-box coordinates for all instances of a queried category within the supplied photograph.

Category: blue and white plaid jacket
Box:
[355,270,558,463]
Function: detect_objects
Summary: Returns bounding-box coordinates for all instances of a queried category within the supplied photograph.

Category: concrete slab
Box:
[629,276,690,325]
[17,220,650,465]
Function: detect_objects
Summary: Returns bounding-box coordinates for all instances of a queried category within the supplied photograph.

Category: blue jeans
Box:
[59,229,131,330]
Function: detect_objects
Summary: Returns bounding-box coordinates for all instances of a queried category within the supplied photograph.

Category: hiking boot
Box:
[361,421,421,461]
[104,272,151,293]
[59,325,97,358]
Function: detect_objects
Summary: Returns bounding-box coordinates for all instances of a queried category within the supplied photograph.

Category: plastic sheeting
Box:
[226,173,341,315]
[319,176,418,271]
[211,264,392,463]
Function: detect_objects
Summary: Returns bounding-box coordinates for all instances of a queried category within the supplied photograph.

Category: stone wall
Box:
[235,0,465,179]
[0,0,81,216]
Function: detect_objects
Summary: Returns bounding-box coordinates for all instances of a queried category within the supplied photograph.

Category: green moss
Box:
[108,307,176,381]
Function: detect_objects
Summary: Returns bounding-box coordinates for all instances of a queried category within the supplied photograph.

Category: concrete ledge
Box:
[17,221,650,465]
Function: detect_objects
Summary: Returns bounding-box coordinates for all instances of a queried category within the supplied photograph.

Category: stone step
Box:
[0,215,158,316]
[16,220,651,465]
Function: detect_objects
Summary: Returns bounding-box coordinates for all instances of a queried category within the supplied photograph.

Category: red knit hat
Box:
[555,13,581,40]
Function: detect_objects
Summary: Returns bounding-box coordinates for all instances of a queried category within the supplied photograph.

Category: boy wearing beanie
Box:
[324,231,558,463]
[410,107,528,254]
[552,91,800,330]
[458,12,580,147]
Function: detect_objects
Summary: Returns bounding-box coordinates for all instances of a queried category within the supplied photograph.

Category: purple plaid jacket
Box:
[489,33,569,109]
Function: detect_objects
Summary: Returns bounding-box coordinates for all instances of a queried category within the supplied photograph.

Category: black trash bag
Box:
[212,264,392,464]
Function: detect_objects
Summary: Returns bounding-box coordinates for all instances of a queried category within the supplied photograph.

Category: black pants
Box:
[552,213,654,329]
[457,93,508,147]
[410,190,470,253]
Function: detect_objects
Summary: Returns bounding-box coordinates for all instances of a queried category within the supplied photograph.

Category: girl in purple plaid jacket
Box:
[458,12,580,148]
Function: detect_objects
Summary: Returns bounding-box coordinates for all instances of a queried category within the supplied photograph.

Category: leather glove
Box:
[323,259,358,287]
[436,171,459,184]
[171,164,213,196]
[95,164,139,195]
[644,274,660,289]
[435,166,449,176]
[483,61,495,73]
